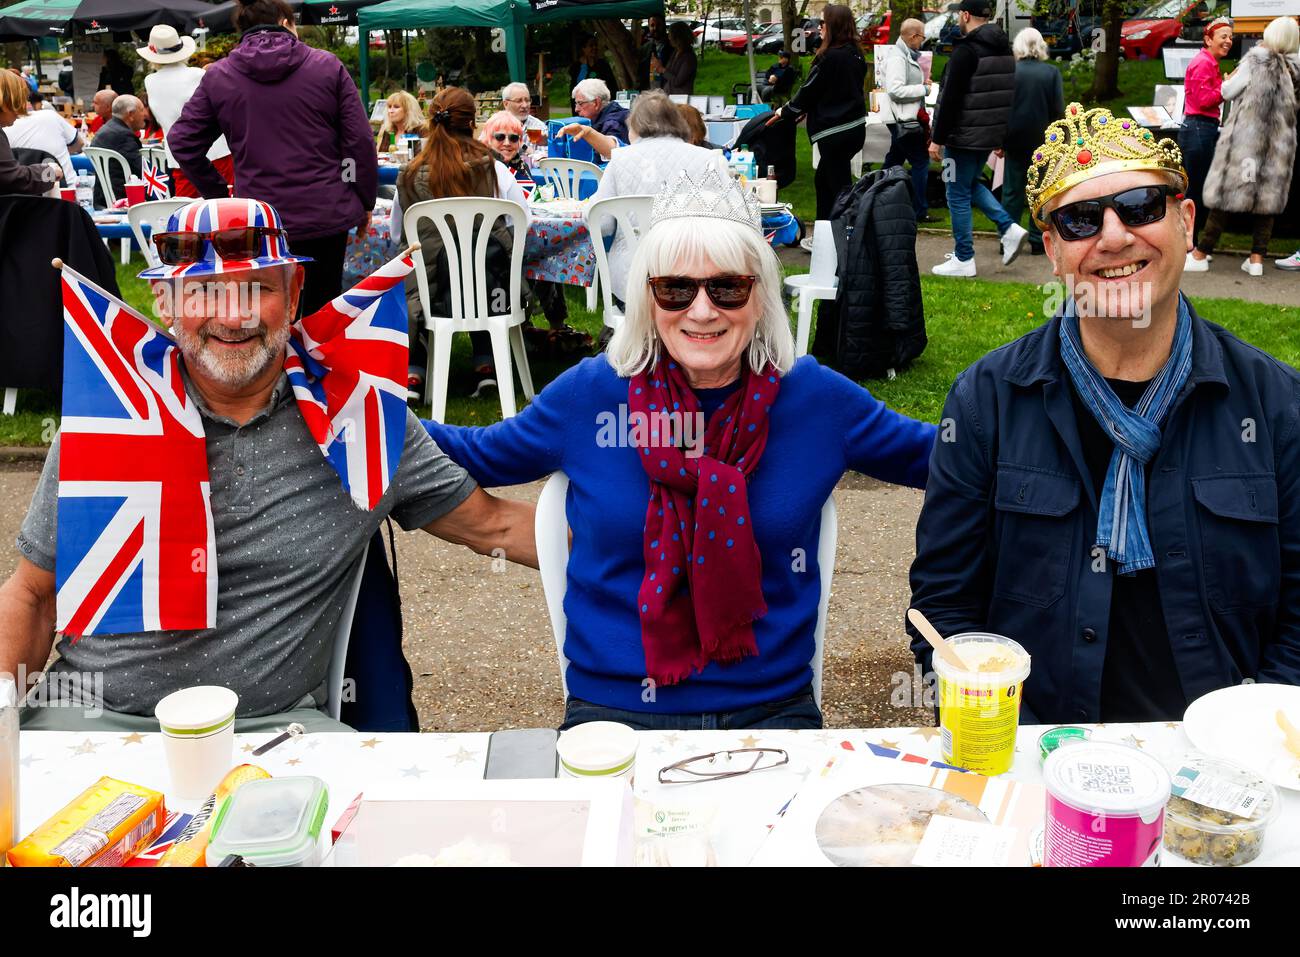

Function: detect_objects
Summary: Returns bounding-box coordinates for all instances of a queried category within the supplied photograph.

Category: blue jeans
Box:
[885,124,930,220]
[560,687,823,731]
[944,146,1013,262]
[1179,115,1219,245]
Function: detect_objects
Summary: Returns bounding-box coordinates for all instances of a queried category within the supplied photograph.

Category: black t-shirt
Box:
[1071,377,1186,722]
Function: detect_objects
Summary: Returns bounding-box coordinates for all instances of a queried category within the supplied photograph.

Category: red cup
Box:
[60,187,77,202]
[125,181,146,206]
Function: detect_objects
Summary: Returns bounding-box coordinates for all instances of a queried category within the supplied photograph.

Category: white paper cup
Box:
[155,686,238,800]
[556,721,637,778]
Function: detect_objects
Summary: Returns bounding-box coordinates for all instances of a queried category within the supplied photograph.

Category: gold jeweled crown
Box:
[1026,103,1187,226]
[650,165,762,233]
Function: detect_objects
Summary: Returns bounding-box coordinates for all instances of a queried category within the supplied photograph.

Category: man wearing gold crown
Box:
[908,103,1300,724]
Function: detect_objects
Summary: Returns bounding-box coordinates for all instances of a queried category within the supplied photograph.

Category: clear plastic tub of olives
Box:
[1163,754,1280,866]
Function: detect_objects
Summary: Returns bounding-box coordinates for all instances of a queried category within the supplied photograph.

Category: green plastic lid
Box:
[1039,726,1091,762]
[205,776,329,867]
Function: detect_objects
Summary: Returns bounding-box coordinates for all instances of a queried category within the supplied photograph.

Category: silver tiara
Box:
[649,166,762,233]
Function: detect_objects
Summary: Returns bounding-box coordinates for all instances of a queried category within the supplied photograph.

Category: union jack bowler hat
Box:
[137,198,314,280]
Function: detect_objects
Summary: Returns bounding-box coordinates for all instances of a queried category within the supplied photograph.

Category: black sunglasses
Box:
[647,275,758,311]
[493,132,521,144]
[1049,185,1184,241]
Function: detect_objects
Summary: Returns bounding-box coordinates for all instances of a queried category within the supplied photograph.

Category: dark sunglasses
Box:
[153,227,284,265]
[1049,185,1183,241]
[493,132,522,144]
[647,275,758,311]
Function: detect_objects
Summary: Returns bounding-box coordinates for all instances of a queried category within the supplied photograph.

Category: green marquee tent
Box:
[355,0,663,103]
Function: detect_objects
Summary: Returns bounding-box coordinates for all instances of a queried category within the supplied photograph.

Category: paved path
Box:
[0,463,930,732]
[778,230,1300,308]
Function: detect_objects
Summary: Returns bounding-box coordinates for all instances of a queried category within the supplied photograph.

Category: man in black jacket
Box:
[928,0,1027,276]
[90,94,144,207]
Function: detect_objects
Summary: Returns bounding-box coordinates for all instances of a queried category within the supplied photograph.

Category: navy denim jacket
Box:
[908,303,1300,724]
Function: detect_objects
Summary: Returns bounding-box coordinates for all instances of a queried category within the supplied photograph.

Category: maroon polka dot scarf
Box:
[629,358,782,686]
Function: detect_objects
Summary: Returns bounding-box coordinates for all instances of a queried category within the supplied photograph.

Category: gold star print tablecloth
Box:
[15,731,491,840]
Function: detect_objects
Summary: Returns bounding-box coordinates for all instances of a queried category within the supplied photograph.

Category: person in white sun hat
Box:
[139,23,234,197]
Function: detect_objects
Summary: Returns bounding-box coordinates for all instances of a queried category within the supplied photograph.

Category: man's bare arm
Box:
[422,487,538,569]
[0,558,57,683]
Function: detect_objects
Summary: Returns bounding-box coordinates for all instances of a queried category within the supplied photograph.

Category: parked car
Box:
[693,17,749,45]
[1120,0,1224,59]
[923,9,954,48]
[756,18,819,54]
[721,22,783,54]
[1031,0,1102,57]
[857,9,890,48]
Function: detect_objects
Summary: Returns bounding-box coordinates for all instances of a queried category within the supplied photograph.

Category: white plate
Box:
[1183,683,1300,791]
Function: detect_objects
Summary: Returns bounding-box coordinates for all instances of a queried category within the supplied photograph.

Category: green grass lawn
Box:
[3,253,1292,445]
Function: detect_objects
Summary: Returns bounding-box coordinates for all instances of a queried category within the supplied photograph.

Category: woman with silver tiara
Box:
[423,168,936,731]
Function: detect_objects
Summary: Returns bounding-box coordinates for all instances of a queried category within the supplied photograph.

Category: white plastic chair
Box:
[535,471,838,704]
[325,542,369,721]
[584,194,654,333]
[404,196,536,423]
[84,145,131,207]
[784,219,839,357]
[536,157,603,201]
[128,199,191,269]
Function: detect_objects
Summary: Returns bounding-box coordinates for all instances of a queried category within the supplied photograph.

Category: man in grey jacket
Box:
[883,18,933,221]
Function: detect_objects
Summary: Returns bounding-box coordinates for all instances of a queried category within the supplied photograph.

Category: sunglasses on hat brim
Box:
[647,275,758,311]
[1047,185,1183,241]
[153,226,286,265]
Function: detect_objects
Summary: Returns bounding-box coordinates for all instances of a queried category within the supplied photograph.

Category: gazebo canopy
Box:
[355,0,664,99]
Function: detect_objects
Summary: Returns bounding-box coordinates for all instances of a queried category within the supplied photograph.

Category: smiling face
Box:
[651,255,761,389]
[1042,169,1192,324]
[161,265,302,392]
[1206,25,1233,58]
[492,131,520,162]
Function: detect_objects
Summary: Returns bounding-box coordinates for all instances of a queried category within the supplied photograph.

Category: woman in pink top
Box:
[1179,16,1233,244]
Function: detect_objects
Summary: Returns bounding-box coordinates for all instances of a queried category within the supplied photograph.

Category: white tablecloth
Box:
[15,721,1299,866]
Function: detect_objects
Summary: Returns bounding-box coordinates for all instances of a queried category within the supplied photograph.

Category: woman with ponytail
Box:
[397,87,531,393]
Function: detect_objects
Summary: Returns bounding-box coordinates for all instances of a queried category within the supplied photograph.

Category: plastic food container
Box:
[205,776,329,867]
[1038,726,1091,764]
[556,722,637,778]
[1163,754,1280,867]
[1043,741,1170,867]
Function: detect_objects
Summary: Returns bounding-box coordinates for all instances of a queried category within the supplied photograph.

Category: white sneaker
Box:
[1241,258,1263,277]
[932,253,977,277]
[1000,223,1029,265]
[1275,251,1300,271]
[800,237,814,252]
[1184,252,1209,272]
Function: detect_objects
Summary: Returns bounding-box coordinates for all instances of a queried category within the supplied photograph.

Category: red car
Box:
[1120,0,1211,60]
[720,22,783,54]
[858,9,891,47]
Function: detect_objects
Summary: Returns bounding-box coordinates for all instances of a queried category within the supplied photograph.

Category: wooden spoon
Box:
[907,608,971,671]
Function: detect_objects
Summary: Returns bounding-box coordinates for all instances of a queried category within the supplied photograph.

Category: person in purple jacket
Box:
[167,0,378,315]
[424,168,937,731]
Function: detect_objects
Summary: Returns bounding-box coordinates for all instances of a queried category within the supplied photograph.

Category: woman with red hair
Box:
[1180,16,1234,245]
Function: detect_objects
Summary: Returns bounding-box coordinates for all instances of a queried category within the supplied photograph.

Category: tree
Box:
[591,19,639,90]
[889,0,923,42]
[1089,0,1125,100]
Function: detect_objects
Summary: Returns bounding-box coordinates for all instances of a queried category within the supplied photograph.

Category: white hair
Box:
[501,81,530,101]
[111,94,142,119]
[572,77,611,105]
[1262,16,1299,55]
[1013,27,1049,61]
[606,217,795,378]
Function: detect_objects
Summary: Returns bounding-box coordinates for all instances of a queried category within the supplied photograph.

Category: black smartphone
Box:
[484,728,559,779]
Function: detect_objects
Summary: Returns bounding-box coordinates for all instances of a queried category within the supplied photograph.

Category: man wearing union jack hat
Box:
[2,198,538,732]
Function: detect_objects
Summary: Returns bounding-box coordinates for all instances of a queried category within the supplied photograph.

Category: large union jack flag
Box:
[56,266,215,638]
[285,252,414,511]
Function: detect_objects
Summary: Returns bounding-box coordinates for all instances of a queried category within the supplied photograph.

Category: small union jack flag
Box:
[56,266,215,637]
[285,252,414,511]
[142,154,170,200]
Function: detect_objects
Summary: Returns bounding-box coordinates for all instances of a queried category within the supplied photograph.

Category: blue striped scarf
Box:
[1058,296,1194,575]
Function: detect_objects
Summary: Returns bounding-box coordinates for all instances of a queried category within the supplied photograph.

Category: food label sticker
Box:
[1171,767,1266,819]
[911,815,1017,867]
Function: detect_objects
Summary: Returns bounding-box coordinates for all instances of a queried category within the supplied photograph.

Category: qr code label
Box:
[1077,761,1135,795]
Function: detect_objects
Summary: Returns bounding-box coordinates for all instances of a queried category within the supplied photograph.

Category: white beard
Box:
[173,320,290,388]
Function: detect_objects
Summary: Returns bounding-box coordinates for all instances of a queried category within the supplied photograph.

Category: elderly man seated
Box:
[558,78,629,163]
[1,198,537,733]
[501,81,547,136]
[90,93,145,206]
